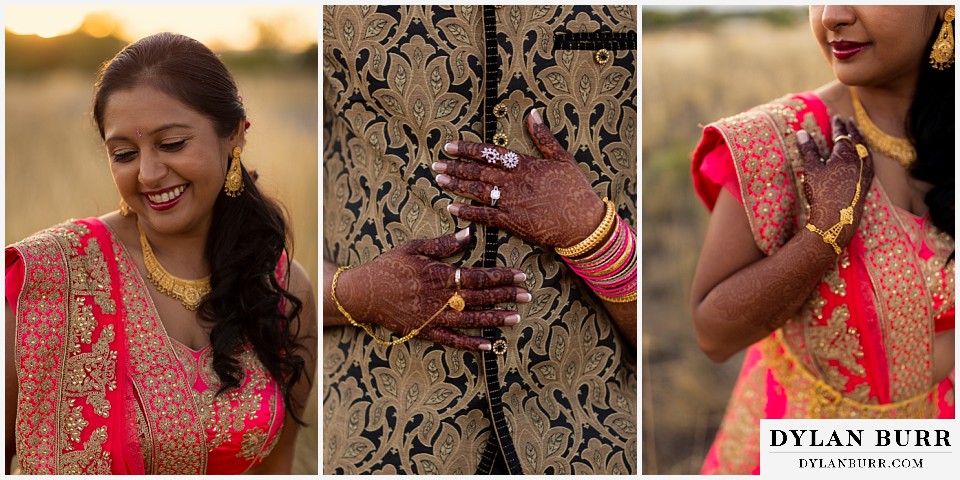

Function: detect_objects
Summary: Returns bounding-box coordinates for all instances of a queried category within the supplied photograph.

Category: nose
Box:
[137,148,169,188]
[821,5,857,31]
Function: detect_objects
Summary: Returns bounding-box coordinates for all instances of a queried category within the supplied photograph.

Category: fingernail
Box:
[447,203,461,215]
[530,108,542,124]
[432,162,447,173]
[504,314,521,325]
[479,342,492,351]
[444,142,458,155]
[513,272,527,283]
[455,228,470,241]
[517,292,532,302]
[436,174,451,185]
[796,130,810,144]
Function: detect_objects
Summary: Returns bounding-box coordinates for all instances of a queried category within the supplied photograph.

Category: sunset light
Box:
[5,5,318,51]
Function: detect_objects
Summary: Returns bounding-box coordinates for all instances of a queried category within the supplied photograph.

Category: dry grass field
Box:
[641,16,834,474]
[4,70,319,474]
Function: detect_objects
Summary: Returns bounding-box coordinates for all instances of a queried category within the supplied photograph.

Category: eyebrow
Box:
[105,123,192,142]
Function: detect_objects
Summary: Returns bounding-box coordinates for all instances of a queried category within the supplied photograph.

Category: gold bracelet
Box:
[598,290,637,303]
[556,197,616,258]
[805,144,866,255]
[332,266,465,346]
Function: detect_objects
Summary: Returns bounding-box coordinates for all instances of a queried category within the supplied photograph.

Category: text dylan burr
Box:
[770,429,951,447]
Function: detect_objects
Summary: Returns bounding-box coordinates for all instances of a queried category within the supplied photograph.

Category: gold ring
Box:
[833,134,854,146]
[454,267,462,290]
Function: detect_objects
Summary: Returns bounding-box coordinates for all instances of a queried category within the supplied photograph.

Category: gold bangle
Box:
[598,290,637,303]
[556,197,616,258]
[332,266,465,346]
[805,144,865,255]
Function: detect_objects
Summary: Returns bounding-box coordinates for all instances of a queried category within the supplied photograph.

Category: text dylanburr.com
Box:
[760,419,958,478]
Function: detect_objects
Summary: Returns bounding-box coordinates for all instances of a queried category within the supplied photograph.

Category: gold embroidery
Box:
[762,333,938,418]
[114,237,208,474]
[240,428,270,460]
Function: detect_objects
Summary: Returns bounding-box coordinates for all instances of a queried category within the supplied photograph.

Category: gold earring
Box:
[119,199,130,216]
[224,146,244,197]
[930,6,955,70]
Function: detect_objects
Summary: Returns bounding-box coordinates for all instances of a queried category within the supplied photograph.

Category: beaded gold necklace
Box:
[850,87,916,169]
[138,223,211,311]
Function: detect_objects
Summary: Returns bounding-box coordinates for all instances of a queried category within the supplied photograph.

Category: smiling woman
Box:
[4,32,318,475]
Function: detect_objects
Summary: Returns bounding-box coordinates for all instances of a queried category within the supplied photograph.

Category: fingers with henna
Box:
[796,129,822,171]
[418,327,492,351]
[402,228,472,257]
[432,159,501,183]
[444,141,520,170]
[459,286,531,306]
[453,267,526,289]
[435,174,495,204]
[437,309,522,329]
[447,203,505,228]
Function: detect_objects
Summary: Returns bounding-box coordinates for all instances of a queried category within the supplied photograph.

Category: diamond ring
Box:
[490,185,501,207]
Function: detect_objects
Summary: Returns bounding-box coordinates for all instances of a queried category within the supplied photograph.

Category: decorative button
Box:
[493,103,508,118]
[492,339,507,355]
[595,48,611,65]
[493,133,508,147]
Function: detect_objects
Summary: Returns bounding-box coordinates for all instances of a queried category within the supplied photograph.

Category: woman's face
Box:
[809,5,942,90]
[102,84,243,238]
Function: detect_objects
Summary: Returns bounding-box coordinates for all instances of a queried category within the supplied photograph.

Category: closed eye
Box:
[112,150,136,163]
[159,139,187,152]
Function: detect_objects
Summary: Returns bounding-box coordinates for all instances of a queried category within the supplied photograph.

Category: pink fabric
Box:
[6,218,285,474]
[692,93,954,475]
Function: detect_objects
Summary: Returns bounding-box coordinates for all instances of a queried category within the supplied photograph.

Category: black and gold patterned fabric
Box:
[322,5,637,474]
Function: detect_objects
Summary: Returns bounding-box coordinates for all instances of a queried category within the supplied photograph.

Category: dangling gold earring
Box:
[224,146,244,197]
[119,199,130,216]
[930,6,955,70]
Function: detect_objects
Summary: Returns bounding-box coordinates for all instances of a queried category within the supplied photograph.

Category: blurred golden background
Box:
[641,6,834,474]
[4,6,318,474]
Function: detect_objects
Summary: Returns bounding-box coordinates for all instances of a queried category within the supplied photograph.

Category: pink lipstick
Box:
[831,41,870,60]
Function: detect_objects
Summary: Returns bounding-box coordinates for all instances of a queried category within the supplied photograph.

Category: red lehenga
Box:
[5,218,284,474]
[691,93,955,475]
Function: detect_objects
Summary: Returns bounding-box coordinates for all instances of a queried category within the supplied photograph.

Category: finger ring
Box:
[833,134,854,146]
[855,144,868,160]
[481,147,499,164]
[501,151,519,169]
[454,267,462,290]
[490,185,501,207]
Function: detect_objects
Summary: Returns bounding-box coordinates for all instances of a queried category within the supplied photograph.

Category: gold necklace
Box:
[138,223,211,311]
[850,87,916,169]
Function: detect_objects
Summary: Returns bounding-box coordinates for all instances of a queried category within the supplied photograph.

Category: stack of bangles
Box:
[556,197,637,303]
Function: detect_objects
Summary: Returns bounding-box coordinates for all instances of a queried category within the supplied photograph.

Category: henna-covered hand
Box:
[798,116,875,252]
[434,109,605,248]
[334,229,529,351]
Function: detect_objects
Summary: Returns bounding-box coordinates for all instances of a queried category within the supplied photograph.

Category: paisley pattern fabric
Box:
[691,93,955,475]
[322,5,637,474]
[6,218,285,474]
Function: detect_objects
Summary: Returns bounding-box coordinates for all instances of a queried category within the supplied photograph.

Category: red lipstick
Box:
[831,40,870,60]
[142,184,188,212]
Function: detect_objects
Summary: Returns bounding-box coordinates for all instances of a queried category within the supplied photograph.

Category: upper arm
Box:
[690,188,765,310]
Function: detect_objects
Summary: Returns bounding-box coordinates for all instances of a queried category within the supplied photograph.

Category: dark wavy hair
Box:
[92,32,308,423]
[908,12,955,246]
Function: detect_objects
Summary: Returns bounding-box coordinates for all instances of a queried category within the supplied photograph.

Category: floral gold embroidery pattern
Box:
[114,239,207,474]
[12,221,121,475]
[170,341,284,462]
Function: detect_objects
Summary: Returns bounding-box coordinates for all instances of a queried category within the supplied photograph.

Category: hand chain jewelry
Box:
[805,143,867,255]
[332,266,466,346]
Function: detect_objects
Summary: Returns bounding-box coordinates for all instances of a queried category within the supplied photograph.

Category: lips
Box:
[831,40,870,60]
[143,184,188,211]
